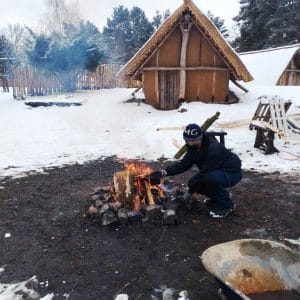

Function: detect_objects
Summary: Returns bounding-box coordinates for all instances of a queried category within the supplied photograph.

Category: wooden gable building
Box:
[117,0,253,110]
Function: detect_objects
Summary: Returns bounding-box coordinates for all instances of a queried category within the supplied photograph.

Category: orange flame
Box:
[124,162,153,176]
[109,162,165,211]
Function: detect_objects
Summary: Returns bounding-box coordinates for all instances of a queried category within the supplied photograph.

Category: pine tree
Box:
[102,6,154,64]
[265,0,299,47]
[0,35,15,77]
[207,11,229,39]
[151,9,171,30]
[163,9,171,20]
[232,0,268,51]
[130,7,154,57]
[233,0,299,52]
[152,11,162,30]
[102,6,131,63]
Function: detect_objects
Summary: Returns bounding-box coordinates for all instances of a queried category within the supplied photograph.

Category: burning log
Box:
[141,177,155,205]
[113,171,135,209]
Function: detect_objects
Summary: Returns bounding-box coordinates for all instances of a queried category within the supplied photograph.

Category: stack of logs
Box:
[86,170,184,226]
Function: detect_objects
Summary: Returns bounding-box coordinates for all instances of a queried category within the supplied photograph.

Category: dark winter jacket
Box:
[165,134,241,176]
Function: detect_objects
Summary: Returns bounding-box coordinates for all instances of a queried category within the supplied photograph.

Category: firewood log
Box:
[113,171,135,209]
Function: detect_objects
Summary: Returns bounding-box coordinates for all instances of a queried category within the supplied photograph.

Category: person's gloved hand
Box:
[149,170,167,185]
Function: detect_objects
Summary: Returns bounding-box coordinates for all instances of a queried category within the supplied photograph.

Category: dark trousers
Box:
[188,170,242,209]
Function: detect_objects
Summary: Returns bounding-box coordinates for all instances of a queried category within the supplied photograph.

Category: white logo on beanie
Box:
[184,128,199,136]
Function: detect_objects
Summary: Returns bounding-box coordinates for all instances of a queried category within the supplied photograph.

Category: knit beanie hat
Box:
[183,123,203,141]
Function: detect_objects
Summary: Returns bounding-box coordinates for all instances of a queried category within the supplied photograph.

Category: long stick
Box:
[157,126,185,131]
[171,138,182,149]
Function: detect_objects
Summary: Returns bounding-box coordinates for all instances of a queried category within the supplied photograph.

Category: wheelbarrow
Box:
[201,239,300,300]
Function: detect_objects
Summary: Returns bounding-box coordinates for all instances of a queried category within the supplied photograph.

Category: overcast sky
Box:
[0,0,240,31]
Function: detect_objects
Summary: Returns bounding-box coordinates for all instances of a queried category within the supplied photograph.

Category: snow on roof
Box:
[239,44,300,86]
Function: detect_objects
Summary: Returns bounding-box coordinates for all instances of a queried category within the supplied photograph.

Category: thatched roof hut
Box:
[240,44,300,86]
[117,0,253,110]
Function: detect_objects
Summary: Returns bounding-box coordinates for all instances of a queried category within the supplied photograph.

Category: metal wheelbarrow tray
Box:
[201,239,300,300]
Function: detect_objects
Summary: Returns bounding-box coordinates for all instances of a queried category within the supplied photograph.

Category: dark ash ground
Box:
[0,157,299,300]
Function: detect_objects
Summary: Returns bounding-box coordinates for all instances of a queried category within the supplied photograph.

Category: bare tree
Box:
[41,0,81,35]
[5,24,25,50]
[1,23,28,63]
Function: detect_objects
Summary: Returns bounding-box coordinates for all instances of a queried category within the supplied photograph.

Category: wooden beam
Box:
[143,66,228,71]
[231,79,249,93]
[212,54,216,99]
[155,71,159,105]
[179,22,192,99]
[285,69,300,73]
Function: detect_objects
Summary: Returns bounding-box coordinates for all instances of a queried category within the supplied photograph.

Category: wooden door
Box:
[158,71,179,110]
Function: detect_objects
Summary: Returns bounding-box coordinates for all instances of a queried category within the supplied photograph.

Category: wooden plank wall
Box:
[185,25,229,103]
[277,57,300,86]
[278,71,300,85]
[144,28,181,108]
[143,71,158,107]
[142,23,230,106]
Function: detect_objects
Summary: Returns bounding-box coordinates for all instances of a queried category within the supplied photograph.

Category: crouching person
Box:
[150,123,242,218]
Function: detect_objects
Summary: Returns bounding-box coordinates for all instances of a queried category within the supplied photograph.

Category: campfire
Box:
[111,162,165,210]
[86,162,184,225]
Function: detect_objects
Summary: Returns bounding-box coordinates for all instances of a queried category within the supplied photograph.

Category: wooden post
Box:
[179,21,192,99]
[231,79,249,93]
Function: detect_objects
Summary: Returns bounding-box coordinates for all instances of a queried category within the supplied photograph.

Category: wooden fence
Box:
[11,67,64,99]
[77,64,137,89]
[0,75,9,92]
[9,64,139,99]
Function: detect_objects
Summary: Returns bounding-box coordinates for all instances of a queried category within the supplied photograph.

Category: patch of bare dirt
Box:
[0,157,299,299]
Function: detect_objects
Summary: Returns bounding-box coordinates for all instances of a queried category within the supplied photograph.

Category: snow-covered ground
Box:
[0,85,299,181]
